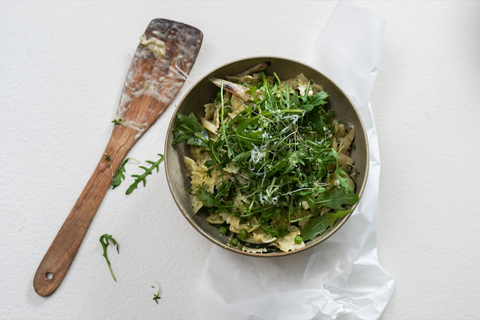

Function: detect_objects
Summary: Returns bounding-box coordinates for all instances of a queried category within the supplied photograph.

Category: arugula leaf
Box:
[220,81,234,157]
[335,167,352,191]
[260,224,290,238]
[111,158,130,189]
[232,150,251,163]
[195,185,231,213]
[236,131,264,145]
[195,186,220,207]
[99,234,119,281]
[308,91,329,106]
[301,82,312,102]
[305,108,333,136]
[172,113,210,149]
[258,214,290,238]
[152,281,161,304]
[301,210,351,241]
[314,188,359,211]
[298,104,314,112]
[126,154,164,195]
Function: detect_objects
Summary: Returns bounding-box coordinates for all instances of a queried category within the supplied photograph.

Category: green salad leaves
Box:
[172,72,358,243]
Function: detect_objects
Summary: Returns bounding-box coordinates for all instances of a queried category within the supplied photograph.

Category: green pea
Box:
[230,238,238,247]
[294,235,303,244]
[219,226,228,235]
[238,229,249,239]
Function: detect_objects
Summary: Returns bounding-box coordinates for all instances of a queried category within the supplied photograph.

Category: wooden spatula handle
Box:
[33,126,135,296]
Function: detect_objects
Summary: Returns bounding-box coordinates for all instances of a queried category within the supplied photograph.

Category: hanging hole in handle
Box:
[45,272,53,280]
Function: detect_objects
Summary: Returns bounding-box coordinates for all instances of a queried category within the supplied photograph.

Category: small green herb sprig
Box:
[99,234,119,281]
[126,154,164,195]
[111,158,139,189]
[152,281,161,304]
[111,158,128,189]
[104,154,114,178]
[109,155,164,194]
[112,118,123,125]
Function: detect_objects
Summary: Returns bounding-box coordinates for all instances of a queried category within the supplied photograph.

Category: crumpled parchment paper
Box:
[198,2,395,319]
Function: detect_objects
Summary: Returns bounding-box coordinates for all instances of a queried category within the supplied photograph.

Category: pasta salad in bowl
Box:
[165,57,369,257]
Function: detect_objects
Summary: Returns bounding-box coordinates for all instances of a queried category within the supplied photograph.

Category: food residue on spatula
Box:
[139,34,165,59]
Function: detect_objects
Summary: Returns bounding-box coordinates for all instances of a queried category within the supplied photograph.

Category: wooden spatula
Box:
[33,19,203,296]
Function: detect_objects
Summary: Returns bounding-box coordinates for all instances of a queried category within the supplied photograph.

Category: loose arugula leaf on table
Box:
[126,154,164,195]
[99,234,119,281]
[152,281,161,304]
[301,210,352,241]
[111,158,132,189]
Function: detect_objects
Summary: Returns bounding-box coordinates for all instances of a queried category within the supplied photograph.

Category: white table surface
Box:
[2,1,479,319]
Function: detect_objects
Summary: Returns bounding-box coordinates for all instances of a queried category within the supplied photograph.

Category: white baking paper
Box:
[198,1,395,319]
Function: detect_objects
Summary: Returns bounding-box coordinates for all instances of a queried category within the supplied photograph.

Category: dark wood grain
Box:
[33,19,203,296]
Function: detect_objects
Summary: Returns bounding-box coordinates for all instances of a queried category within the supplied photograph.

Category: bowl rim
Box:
[164,55,370,257]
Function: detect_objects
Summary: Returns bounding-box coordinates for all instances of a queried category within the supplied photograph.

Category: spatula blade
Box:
[115,19,203,139]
